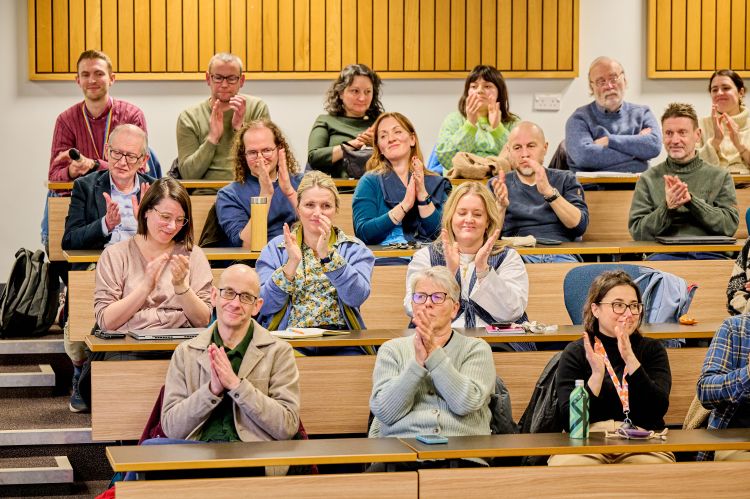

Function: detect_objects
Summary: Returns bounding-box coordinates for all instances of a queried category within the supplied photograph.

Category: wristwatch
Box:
[543,188,560,203]
[416,194,432,206]
[320,255,332,265]
[92,159,100,170]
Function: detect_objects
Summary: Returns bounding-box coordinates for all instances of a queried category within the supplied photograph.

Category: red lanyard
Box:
[594,337,630,415]
[81,98,113,160]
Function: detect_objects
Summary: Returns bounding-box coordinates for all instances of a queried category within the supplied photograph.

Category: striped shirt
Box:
[49,98,147,182]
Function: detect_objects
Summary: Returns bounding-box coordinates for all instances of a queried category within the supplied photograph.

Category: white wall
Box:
[0,0,713,278]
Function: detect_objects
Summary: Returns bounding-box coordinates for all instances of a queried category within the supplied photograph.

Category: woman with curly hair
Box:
[307,64,384,177]
[215,119,303,247]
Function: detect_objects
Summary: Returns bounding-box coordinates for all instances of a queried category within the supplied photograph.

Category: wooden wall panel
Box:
[29,0,579,80]
[649,0,750,78]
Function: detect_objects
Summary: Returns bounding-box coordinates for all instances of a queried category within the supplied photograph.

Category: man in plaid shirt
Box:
[696,314,750,461]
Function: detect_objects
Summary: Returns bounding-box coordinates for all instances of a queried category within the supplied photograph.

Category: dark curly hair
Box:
[458,65,517,125]
[231,119,300,183]
[324,64,384,120]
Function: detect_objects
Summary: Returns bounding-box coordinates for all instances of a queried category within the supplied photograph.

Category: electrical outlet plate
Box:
[533,94,562,111]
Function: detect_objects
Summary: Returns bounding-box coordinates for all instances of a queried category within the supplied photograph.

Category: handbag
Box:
[341,141,372,179]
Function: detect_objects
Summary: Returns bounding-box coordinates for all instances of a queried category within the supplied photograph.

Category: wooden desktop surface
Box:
[399,428,750,460]
[63,240,745,264]
[45,174,750,192]
[85,322,721,352]
[106,437,416,472]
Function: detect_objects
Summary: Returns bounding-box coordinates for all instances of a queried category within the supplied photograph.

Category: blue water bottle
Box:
[569,379,589,439]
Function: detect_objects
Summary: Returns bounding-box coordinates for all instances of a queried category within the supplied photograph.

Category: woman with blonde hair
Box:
[214,119,302,247]
[352,112,452,245]
[256,171,375,353]
[404,181,530,350]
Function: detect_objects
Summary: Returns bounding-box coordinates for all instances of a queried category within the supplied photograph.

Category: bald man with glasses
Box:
[176,53,270,183]
[162,264,300,447]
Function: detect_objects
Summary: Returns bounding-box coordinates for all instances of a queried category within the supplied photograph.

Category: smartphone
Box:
[416,434,449,445]
[94,330,126,340]
[490,322,513,329]
[536,238,563,246]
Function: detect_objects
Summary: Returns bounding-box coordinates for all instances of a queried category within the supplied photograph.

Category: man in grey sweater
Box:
[369,266,496,469]
[628,103,739,260]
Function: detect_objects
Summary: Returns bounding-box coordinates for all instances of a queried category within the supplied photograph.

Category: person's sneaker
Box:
[69,368,89,413]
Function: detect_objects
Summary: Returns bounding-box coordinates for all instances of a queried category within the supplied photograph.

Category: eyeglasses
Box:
[219,288,257,304]
[591,73,624,89]
[245,147,277,161]
[412,292,450,305]
[598,301,643,315]
[151,207,188,227]
[108,147,143,165]
[210,73,241,84]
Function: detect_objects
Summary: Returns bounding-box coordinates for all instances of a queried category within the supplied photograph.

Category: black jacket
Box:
[62,170,155,250]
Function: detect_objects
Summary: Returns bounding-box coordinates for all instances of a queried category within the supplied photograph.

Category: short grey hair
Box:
[107,124,148,156]
[409,266,460,303]
[207,53,243,73]
[587,56,624,80]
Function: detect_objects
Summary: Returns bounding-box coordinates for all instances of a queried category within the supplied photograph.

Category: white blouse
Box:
[404,246,529,327]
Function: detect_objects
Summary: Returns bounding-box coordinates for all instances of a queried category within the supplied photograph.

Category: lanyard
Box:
[81,98,113,160]
[594,337,631,422]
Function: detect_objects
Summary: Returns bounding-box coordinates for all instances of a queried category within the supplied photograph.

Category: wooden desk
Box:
[618,240,744,253]
[400,428,750,460]
[106,437,416,472]
[85,329,403,352]
[85,323,721,353]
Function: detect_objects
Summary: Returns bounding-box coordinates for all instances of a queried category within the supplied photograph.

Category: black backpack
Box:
[0,249,60,337]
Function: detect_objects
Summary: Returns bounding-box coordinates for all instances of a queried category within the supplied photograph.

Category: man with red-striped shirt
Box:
[48,50,147,182]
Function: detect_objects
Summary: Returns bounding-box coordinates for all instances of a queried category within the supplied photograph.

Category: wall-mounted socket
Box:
[533,93,562,111]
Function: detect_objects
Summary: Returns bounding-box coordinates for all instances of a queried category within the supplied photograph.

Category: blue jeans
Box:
[522,253,581,264]
[41,190,63,248]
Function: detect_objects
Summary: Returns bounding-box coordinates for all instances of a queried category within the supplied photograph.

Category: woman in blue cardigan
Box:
[352,112,452,245]
[256,171,375,354]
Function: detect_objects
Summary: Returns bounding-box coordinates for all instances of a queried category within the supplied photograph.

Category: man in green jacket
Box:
[628,102,739,260]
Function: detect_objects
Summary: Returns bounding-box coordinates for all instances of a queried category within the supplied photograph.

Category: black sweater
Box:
[556,332,671,431]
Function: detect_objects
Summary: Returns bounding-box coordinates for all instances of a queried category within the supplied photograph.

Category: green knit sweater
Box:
[628,155,739,240]
[307,114,375,178]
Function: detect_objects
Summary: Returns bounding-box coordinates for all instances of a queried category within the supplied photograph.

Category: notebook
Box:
[271,328,351,339]
[655,235,737,245]
[127,328,203,340]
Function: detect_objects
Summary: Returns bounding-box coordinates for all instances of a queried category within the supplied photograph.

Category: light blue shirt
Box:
[101,174,140,246]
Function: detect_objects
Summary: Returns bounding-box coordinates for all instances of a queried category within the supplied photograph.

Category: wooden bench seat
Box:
[116,472,418,499]
[418,461,750,499]
[91,348,707,441]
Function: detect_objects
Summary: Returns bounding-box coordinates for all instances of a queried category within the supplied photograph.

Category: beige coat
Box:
[161,321,300,443]
[699,106,750,174]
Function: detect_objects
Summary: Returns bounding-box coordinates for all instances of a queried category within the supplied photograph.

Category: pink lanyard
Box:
[594,337,631,422]
[81,98,113,160]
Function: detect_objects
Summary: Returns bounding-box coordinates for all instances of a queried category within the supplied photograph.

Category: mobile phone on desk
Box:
[490,322,513,330]
[535,238,563,246]
[94,330,126,339]
[416,434,449,445]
